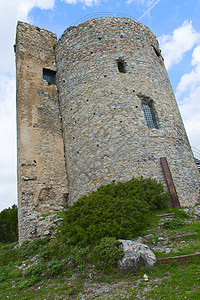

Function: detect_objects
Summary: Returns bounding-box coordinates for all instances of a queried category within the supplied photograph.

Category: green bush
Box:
[58,177,170,246]
[25,262,43,278]
[90,237,124,270]
[41,238,70,260]
[0,242,18,266]
[69,246,89,270]
[163,217,185,229]
[18,237,50,260]
[0,205,18,243]
[46,259,66,276]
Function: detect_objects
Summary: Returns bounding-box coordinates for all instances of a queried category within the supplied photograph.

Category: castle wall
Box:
[16,22,68,243]
[16,17,200,242]
[56,17,199,206]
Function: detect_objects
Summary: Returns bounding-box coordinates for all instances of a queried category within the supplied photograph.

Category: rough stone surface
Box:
[56,17,199,206]
[16,17,200,243]
[183,205,200,219]
[16,22,68,243]
[118,240,156,272]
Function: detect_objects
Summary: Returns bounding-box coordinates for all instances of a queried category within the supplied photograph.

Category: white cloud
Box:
[159,20,200,151]
[178,86,200,150]
[176,45,200,150]
[0,75,17,212]
[0,0,56,211]
[176,45,200,95]
[62,0,100,6]
[0,1,55,75]
[0,0,101,211]
[159,20,200,70]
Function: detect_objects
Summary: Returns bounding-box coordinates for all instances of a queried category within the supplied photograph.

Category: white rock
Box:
[118,240,156,272]
[143,274,149,281]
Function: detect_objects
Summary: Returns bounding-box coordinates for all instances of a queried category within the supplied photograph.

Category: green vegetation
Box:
[90,237,124,271]
[163,217,185,229]
[58,177,170,246]
[0,205,18,243]
[0,227,199,299]
[0,178,199,299]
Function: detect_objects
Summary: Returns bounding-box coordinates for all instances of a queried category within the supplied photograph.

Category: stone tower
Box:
[16,17,200,243]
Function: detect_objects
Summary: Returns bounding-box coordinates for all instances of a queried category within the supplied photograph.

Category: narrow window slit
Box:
[152,45,161,58]
[117,59,126,73]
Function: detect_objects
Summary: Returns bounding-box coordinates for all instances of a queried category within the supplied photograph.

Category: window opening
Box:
[142,101,159,129]
[43,68,56,85]
[117,59,126,73]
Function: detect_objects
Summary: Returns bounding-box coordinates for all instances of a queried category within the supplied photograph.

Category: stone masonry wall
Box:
[16,18,200,243]
[56,17,200,207]
[16,22,68,243]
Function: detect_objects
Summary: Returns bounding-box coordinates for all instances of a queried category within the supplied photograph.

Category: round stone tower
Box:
[55,17,199,207]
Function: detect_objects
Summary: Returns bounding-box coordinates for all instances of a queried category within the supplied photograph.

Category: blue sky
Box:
[0,0,200,211]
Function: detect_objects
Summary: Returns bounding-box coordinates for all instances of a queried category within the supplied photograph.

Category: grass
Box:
[0,207,199,299]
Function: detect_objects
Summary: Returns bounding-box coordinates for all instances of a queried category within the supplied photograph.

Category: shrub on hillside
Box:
[90,237,124,270]
[163,217,185,229]
[18,237,50,260]
[0,205,18,243]
[58,177,170,246]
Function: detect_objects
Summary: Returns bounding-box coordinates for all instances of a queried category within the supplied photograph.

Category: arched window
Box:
[142,101,159,129]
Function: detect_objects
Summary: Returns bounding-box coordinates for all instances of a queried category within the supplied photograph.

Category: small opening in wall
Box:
[33,160,36,164]
[98,37,102,40]
[112,180,115,183]
[43,68,56,85]
[152,45,161,58]
[91,51,93,54]
[97,144,99,147]
[117,59,126,73]
[64,193,69,208]
[104,75,107,77]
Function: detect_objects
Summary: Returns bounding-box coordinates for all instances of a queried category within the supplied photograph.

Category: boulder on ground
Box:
[118,240,156,272]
